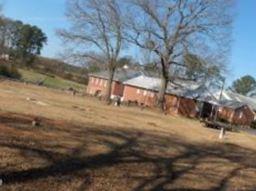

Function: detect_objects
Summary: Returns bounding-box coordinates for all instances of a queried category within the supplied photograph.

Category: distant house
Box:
[215,90,256,111]
[217,100,255,126]
[123,75,205,118]
[211,90,256,126]
[87,69,140,98]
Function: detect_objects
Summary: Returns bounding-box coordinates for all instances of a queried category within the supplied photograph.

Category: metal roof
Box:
[214,90,256,111]
[90,70,256,111]
[248,89,256,98]
[123,75,161,91]
[123,75,256,111]
[123,75,218,101]
[89,69,141,82]
[218,100,247,109]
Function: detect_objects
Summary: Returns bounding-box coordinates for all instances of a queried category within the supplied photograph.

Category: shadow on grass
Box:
[0,112,256,190]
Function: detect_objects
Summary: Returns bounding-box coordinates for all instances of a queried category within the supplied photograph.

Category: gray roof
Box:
[123,75,218,101]
[218,100,247,109]
[122,74,256,111]
[123,75,161,91]
[214,90,256,111]
[248,89,256,97]
[89,69,141,82]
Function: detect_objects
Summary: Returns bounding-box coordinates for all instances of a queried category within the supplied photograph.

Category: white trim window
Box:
[99,79,103,86]
[95,79,99,85]
[137,89,141,94]
[104,81,107,87]
[143,90,147,96]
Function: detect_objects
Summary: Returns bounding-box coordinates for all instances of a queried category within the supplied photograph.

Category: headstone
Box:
[32,118,40,127]
[219,127,225,139]
[114,96,121,107]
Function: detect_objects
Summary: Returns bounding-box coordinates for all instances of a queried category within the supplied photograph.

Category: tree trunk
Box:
[157,57,169,111]
[105,67,115,104]
[157,75,168,111]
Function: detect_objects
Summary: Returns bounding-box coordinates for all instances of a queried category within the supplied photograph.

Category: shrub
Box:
[0,65,21,79]
[64,73,74,81]
[0,65,9,76]
[218,117,229,124]
[9,66,21,79]
[251,120,256,129]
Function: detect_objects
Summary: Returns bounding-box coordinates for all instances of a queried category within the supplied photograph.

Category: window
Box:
[150,92,154,98]
[143,90,147,96]
[99,79,103,86]
[104,81,107,87]
[137,89,141,94]
[95,79,99,85]
[239,112,243,119]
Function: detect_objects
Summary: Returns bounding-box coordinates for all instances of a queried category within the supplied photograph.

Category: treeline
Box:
[32,56,88,84]
[0,15,47,79]
[230,75,256,96]
[0,17,47,66]
[0,15,88,84]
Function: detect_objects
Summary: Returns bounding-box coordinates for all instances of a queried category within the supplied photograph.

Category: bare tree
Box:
[58,0,123,104]
[0,4,5,55]
[125,0,234,110]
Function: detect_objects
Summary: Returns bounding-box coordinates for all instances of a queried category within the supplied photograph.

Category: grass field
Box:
[0,80,256,190]
[19,69,85,92]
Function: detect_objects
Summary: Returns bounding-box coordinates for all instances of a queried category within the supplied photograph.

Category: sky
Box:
[2,0,256,85]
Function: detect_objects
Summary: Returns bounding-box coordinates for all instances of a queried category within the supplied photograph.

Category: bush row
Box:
[0,65,21,79]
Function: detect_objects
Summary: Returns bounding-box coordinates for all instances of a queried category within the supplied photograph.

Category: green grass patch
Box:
[19,69,86,91]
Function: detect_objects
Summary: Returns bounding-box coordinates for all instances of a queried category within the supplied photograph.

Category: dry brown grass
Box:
[0,80,256,190]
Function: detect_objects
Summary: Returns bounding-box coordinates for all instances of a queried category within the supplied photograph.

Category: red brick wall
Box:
[218,106,255,126]
[165,94,179,114]
[218,107,234,123]
[123,85,157,107]
[178,98,197,118]
[165,95,197,117]
[112,81,124,97]
[123,85,198,118]
[87,76,124,97]
[232,106,254,126]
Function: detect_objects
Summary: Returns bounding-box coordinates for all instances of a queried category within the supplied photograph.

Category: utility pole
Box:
[215,78,226,122]
[218,78,226,139]
[219,78,225,101]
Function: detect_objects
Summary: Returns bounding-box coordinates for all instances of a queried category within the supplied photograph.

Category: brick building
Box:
[217,101,255,126]
[87,70,256,126]
[123,75,202,117]
[87,69,139,98]
[214,90,256,126]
